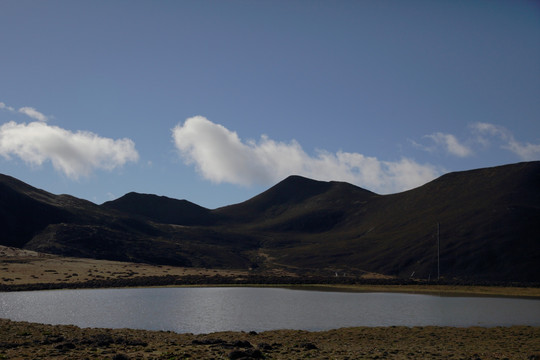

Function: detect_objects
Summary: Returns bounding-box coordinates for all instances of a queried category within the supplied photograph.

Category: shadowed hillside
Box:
[103,192,217,226]
[255,163,540,282]
[0,176,68,248]
[214,176,377,232]
[1,161,539,282]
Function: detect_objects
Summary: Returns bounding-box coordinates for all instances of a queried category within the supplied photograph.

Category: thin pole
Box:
[437,222,440,281]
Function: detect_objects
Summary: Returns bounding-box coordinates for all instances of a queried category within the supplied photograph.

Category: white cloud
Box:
[0,121,139,179]
[470,122,509,145]
[172,116,440,194]
[424,132,472,157]
[415,123,540,161]
[0,102,15,112]
[471,122,540,161]
[504,142,540,161]
[18,107,48,122]
[1,101,48,121]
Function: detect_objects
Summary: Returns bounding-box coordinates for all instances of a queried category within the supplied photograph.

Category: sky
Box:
[1,0,539,209]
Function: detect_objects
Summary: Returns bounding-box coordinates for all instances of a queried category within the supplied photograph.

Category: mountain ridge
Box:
[102,192,216,226]
[1,161,539,282]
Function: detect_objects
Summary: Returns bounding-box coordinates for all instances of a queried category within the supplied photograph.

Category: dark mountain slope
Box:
[214,175,377,232]
[262,162,540,281]
[102,192,217,226]
[0,175,167,263]
[0,174,70,247]
[0,174,257,268]
[215,175,338,221]
[369,162,540,281]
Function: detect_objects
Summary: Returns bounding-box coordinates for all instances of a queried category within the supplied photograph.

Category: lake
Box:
[1,287,539,334]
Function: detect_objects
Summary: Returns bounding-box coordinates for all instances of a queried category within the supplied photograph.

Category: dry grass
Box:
[1,319,539,359]
[0,246,248,286]
[296,284,540,298]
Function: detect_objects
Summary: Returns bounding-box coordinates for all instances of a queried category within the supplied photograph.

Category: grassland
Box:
[291,284,540,298]
[0,246,249,287]
[1,319,539,359]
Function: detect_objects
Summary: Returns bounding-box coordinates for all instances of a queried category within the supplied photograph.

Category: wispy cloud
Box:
[1,101,48,121]
[471,122,540,161]
[0,121,139,179]
[18,106,48,122]
[0,102,15,112]
[415,123,540,161]
[172,116,441,194]
[424,132,472,157]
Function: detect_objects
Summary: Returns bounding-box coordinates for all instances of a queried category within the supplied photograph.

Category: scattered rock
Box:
[232,340,253,348]
[112,354,130,360]
[302,342,318,350]
[54,342,76,351]
[228,348,264,359]
[42,335,64,344]
[257,342,273,351]
[192,338,226,345]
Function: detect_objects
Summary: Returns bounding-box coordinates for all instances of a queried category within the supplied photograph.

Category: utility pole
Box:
[437,222,440,281]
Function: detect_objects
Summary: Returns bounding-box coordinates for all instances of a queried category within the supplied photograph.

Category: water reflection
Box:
[1,287,538,334]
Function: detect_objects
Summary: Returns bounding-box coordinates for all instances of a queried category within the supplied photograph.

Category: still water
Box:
[1,287,539,334]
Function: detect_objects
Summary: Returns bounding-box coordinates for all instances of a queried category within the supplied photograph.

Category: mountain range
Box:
[1,161,539,282]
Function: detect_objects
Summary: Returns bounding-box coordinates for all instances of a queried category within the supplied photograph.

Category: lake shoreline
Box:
[284,283,540,299]
[3,279,540,299]
[1,318,539,359]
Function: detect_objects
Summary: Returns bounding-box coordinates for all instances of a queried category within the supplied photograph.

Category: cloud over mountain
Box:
[0,121,139,179]
[471,122,540,161]
[172,116,440,194]
[414,123,540,162]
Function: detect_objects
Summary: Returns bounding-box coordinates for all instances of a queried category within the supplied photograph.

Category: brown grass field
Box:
[1,246,539,359]
[1,319,539,359]
[0,246,249,286]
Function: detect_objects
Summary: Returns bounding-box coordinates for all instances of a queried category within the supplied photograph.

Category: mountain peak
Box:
[214,175,375,222]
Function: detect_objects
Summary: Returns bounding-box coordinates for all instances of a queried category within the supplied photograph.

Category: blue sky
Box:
[1,0,539,209]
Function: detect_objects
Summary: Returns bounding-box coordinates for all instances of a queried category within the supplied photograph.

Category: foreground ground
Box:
[1,319,539,360]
